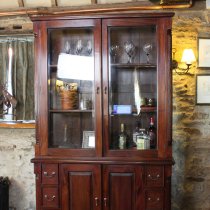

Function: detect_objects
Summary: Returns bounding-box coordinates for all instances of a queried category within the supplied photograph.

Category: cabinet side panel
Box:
[157,17,172,159]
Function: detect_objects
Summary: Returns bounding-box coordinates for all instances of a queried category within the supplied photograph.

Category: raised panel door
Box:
[61,164,101,210]
[103,165,143,210]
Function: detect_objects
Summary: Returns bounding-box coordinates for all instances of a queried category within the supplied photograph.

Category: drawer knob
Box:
[147,197,160,202]
[44,195,56,202]
[95,197,99,206]
[43,171,56,178]
[148,174,160,180]
[104,197,108,207]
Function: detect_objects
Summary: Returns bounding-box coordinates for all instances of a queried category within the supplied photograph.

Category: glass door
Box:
[102,19,158,157]
[47,20,102,156]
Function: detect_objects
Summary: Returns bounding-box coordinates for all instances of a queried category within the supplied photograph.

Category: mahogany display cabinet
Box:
[31,12,174,210]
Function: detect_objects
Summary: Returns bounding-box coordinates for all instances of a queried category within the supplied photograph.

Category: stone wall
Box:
[0,1,210,210]
[172,5,210,210]
[0,128,35,210]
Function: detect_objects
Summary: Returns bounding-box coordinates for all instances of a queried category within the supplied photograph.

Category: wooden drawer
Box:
[145,166,164,187]
[42,187,59,208]
[145,190,164,210]
[42,164,58,184]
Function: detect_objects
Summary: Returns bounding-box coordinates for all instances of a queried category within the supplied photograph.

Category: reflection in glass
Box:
[133,69,141,115]
[57,54,94,81]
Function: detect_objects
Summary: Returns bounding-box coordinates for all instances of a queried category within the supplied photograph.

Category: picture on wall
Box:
[198,38,210,67]
[196,74,210,105]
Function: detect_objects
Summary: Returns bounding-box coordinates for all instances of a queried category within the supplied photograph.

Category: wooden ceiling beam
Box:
[0,0,193,17]
[18,0,24,7]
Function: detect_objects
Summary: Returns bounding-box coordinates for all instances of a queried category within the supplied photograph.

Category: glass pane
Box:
[48,28,95,149]
[108,26,157,151]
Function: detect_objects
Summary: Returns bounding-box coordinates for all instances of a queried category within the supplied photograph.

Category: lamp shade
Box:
[181,49,196,64]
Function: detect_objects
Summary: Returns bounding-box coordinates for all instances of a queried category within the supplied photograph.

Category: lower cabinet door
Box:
[61,164,101,210]
[103,165,143,210]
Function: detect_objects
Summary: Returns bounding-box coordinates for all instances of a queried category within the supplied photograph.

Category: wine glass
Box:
[124,41,136,64]
[110,45,120,63]
[86,40,92,56]
[64,41,71,54]
[75,39,83,55]
[143,43,153,64]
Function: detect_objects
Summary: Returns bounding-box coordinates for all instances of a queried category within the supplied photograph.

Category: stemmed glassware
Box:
[64,39,93,56]
[143,43,153,64]
[124,41,136,64]
[64,41,71,54]
[75,39,83,55]
[110,45,120,63]
[86,40,92,56]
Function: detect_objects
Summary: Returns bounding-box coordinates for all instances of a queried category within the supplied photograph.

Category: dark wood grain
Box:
[31,13,173,210]
[103,165,143,210]
[61,164,101,210]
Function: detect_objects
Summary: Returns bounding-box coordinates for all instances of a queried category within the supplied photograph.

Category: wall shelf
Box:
[0,122,35,128]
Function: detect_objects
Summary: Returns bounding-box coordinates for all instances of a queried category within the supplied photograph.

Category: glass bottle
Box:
[132,121,140,145]
[148,117,156,149]
[118,123,128,149]
[136,128,150,150]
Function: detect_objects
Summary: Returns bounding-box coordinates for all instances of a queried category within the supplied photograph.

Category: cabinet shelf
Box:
[111,63,156,69]
[140,106,156,112]
[49,109,93,113]
[111,106,156,116]
[49,64,157,70]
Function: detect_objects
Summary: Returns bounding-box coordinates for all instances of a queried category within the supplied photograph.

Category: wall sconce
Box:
[172,48,196,75]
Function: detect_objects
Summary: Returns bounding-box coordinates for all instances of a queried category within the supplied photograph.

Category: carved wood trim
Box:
[0,122,35,128]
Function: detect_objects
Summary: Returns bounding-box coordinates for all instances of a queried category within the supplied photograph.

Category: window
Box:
[0,36,35,123]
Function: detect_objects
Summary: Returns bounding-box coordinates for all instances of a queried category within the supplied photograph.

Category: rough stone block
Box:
[0,129,35,210]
